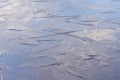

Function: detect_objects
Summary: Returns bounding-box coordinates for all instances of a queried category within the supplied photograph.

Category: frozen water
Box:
[0,0,120,80]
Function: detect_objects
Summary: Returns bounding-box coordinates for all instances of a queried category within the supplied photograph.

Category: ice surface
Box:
[0,0,120,80]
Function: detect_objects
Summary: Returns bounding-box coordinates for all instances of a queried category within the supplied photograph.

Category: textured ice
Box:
[0,0,120,80]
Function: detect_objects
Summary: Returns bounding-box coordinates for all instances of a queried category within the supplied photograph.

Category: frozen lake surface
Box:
[0,0,120,80]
